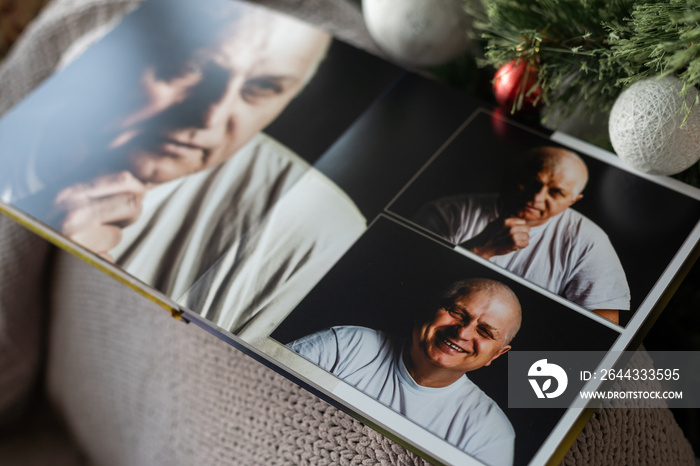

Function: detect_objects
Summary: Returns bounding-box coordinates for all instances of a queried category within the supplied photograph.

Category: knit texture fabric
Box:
[45,250,430,466]
[0,217,49,422]
[564,407,695,466]
[0,0,695,465]
[562,349,695,465]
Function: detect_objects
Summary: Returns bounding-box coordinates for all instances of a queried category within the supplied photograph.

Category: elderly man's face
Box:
[412,290,516,378]
[106,13,329,185]
[501,155,585,227]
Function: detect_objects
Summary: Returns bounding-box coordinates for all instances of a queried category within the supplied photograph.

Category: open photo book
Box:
[1,0,700,464]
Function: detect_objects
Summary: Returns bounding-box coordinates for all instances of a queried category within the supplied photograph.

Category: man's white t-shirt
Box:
[413,194,630,311]
[111,133,366,334]
[288,325,515,466]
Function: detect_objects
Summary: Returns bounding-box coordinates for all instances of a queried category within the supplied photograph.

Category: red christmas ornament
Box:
[492,59,541,114]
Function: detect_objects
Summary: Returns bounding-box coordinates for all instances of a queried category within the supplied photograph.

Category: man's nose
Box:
[532,186,547,203]
[200,79,241,129]
[198,75,241,129]
[178,66,240,129]
[456,321,478,340]
[454,323,477,353]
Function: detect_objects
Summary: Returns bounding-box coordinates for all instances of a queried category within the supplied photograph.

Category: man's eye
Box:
[478,327,494,339]
[242,79,283,102]
[549,189,563,198]
[448,309,472,328]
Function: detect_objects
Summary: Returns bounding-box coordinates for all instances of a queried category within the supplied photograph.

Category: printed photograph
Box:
[272,217,620,466]
[0,0,401,334]
[388,110,700,327]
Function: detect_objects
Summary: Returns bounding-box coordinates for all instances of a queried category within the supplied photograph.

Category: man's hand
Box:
[592,309,619,324]
[460,217,530,260]
[51,171,146,261]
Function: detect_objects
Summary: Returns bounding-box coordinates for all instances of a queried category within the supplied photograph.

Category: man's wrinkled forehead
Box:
[506,148,588,192]
[455,288,521,335]
[215,11,331,81]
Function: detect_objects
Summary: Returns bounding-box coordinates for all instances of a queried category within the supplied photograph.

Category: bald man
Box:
[414,147,630,323]
[288,278,521,466]
[0,0,365,333]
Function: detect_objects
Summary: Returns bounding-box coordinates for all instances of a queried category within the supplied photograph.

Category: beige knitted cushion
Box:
[563,349,695,465]
[46,250,430,465]
[565,407,695,465]
[0,217,49,422]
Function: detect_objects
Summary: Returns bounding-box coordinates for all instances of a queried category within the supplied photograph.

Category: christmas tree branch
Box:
[469,0,700,123]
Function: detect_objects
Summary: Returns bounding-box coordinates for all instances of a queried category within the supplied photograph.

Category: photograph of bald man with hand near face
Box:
[0,0,399,333]
[413,146,630,324]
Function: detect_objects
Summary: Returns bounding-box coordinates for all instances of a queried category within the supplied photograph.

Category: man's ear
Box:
[570,193,583,206]
[484,345,511,367]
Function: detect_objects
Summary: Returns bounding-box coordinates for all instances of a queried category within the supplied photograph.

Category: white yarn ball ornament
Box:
[609,76,700,175]
[362,0,472,67]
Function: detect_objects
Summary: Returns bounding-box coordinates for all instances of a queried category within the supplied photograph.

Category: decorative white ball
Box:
[362,0,472,67]
[609,76,700,175]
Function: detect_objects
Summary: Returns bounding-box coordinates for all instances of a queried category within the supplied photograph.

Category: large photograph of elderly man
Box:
[0,0,401,334]
[388,110,700,327]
